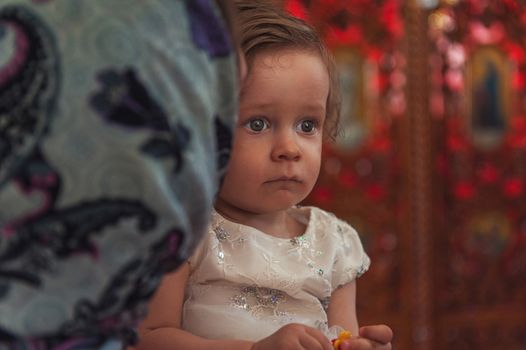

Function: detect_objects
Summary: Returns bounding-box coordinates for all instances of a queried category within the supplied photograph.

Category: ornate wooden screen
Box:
[282,0,413,348]
[281,0,526,349]
[427,1,526,349]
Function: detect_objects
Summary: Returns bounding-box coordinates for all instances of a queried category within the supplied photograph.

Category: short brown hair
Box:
[235,0,341,140]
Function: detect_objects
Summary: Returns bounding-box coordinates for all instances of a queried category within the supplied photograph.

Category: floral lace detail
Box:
[288,234,326,278]
[211,220,246,266]
[214,225,230,242]
[183,207,370,341]
[231,285,285,313]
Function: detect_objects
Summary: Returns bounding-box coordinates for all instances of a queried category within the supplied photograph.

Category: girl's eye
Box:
[297,119,317,134]
[245,118,268,132]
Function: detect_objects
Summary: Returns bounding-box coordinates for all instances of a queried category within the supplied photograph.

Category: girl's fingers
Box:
[303,327,333,350]
[358,325,393,344]
[339,338,392,350]
[298,336,325,350]
[339,338,370,350]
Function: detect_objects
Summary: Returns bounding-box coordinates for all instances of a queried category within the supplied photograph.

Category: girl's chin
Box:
[260,196,305,212]
[217,192,307,215]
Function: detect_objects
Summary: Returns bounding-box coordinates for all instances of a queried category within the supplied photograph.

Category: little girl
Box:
[136,1,392,349]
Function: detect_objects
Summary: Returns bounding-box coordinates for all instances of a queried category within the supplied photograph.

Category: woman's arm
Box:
[135,264,254,350]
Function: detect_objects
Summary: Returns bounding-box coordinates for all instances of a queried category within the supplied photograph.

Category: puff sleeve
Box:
[330,218,371,291]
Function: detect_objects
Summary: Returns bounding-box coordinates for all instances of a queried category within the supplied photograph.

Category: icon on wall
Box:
[466,46,512,149]
[334,49,370,150]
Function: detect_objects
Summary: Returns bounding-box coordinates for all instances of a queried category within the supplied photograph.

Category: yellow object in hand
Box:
[332,330,352,349]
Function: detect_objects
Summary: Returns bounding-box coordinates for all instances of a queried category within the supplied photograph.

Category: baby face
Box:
[217,48,329,217]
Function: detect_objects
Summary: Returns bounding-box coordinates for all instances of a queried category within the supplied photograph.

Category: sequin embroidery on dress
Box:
[231,285,285,314]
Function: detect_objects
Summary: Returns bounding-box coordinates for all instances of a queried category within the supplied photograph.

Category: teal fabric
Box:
[0,0,238,348]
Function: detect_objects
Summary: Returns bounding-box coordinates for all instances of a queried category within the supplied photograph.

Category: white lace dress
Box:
[182,206,370,341]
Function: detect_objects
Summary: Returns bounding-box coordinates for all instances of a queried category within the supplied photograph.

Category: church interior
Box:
[276,0,526,349]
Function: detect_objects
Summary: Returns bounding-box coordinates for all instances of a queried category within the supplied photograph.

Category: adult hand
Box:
[252,323,333,350]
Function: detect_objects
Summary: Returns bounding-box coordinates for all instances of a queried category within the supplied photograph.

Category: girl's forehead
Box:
[240,50,330,109]
[249,47,324,67]
[247,49,327,79]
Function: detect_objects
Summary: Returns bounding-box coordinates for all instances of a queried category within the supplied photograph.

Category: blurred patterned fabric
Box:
[0,0,238,348]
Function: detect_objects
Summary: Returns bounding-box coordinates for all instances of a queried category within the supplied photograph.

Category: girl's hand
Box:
[339,325,393,350]
[252,323,333,350]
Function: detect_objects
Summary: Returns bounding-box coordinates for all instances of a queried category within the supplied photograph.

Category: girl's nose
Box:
[271,131,301,161]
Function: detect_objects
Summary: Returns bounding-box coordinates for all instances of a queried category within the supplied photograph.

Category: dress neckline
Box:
[211,206,314,242]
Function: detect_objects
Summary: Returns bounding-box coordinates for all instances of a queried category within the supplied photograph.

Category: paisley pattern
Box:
[91,68,192,173]
[186,0,233,58]
[0,0,238,349]
[0,5,59,186]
